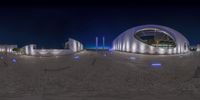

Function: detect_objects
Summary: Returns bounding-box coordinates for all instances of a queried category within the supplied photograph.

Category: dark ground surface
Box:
[0,51,200,100]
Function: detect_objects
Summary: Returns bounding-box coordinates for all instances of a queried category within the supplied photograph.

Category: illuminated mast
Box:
[96,37,98,51]
[103,36,105,50]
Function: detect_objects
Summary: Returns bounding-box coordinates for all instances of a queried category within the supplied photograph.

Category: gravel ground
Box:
[0,51,200,100]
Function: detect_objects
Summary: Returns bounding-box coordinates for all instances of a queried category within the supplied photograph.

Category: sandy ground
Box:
[0,50,200,100]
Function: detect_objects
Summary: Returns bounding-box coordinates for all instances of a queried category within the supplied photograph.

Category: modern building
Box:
[22,38,84,56]
[197,44,200,52]
[113,25,190,54]
[65,38,83,52]
[0,45,18,53]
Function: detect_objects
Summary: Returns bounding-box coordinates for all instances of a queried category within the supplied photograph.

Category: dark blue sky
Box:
[0,4,200,48]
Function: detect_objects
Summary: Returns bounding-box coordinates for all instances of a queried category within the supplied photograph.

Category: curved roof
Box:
[114,25,188,43]
[113,24,190,54]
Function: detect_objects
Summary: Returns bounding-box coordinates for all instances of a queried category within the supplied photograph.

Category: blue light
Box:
[12,58,17,63]
[151,63,162,68]
[152,63,161,66]
[74,56,80,59]
[109,49,113,52]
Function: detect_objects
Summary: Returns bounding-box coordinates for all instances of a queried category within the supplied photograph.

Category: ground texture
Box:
[0,51,200,100]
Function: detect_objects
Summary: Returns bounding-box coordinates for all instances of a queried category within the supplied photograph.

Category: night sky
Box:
[0,3,200,48]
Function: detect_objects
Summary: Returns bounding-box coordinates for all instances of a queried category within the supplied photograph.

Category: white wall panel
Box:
[113,25,190,54]
[22,38,84,56]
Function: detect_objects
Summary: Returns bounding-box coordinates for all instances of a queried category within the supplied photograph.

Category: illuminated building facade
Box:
[112,25,189,54]
[197,44,200,52]
[0,45,18,53]
[22,38,83,56]
[64,38,83,52]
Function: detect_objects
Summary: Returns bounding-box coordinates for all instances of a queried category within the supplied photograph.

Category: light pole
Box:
[103,36,105,50]
[96,37,98,52]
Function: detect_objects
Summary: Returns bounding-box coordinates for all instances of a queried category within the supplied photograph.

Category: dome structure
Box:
[112,25,190,54]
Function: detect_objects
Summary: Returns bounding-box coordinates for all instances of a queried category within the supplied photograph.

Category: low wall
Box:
[22,38,84,56]
[33,49,73,56]
[0,45,18,53]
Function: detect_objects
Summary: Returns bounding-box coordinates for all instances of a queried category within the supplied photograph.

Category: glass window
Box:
[135,28,176,48]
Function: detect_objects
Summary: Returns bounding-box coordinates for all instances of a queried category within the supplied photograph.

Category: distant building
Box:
[113,25,190,54]
[0,45,18,53]
[65,38,83,52]
[197,44,200,51]
[21,44,37,55]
